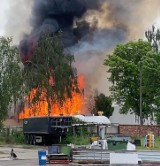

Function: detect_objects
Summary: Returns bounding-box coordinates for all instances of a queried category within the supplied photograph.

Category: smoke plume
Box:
[4,0,33,45]
[19,0,103,62]
[4,0,160,95]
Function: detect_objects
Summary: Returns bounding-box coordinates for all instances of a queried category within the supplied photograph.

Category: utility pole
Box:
[127,47,143,125]
[139,62,143,125]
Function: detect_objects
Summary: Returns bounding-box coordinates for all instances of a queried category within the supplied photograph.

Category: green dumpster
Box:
[107,140,128,150]
[59,145,72,160]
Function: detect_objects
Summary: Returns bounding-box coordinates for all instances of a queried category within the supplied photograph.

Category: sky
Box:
[0,0,9,35]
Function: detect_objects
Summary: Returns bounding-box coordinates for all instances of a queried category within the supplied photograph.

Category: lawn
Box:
[135,136,160,150]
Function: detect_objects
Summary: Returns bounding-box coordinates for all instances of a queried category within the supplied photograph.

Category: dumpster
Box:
[38,150,47,165]
[59,145,72,160]
[107,140,128,150]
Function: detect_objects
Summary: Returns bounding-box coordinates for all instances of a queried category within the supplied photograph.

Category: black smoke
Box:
[20,0,103,63]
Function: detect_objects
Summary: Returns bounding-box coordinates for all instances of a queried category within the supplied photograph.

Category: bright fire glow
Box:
[19,75,84,119]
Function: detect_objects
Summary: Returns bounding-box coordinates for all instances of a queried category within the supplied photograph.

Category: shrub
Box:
[12,131,25,144]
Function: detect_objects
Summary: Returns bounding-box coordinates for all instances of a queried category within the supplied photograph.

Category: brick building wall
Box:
[119,125,160,137]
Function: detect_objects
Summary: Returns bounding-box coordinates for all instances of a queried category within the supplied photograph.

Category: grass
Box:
[0,128,160,151]
[0,130,25,145]
[66,135,160,150]
[61,135,90,145]
[134,136,160,150]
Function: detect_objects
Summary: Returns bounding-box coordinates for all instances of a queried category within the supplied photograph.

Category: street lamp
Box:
[139,61,143,125]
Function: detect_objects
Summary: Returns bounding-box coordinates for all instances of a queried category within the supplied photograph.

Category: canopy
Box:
[74,115,111,125]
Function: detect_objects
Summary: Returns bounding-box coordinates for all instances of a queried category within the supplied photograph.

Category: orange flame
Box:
[19,75,84,119]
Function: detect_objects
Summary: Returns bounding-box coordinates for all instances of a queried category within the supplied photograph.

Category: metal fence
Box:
[73,149,110,162]
[138,150,160,162]
[72,149,160,163]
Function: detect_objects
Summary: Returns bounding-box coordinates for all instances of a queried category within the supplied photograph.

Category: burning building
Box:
[4,0,160,123]
[18,0,126,118]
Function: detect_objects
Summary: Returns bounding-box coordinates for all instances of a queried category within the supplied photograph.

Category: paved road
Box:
[0,159,38,166]
[0,159,77,166]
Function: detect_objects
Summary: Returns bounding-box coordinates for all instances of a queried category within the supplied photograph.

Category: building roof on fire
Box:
[74,115,111,125]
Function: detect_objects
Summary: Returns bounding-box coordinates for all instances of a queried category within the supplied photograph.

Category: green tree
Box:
[142,51,160,113]
[0,37,23,127]
[95,93,114,117]
[104,40,157,124]
[23,34,79,115]
[145,25,160,124]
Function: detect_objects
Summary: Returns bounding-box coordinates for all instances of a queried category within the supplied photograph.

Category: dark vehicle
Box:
[23,116,72,145]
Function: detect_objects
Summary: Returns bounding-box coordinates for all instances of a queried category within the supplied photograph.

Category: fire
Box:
[19,75,84,119]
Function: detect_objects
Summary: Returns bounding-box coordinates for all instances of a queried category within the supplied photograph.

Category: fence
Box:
[0,126,23,138]
[72,148,160,163]
[72,148,109,164]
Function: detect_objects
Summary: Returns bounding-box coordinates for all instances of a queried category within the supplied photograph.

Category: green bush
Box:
[0,127,25,144]
[12,131,25,144]
[62,135,90,145]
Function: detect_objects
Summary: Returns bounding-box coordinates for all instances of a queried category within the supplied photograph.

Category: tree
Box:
[23,34,79,115]
[94,93,113,118]
[0,37,23,127]
[145,25,160,124]
[145,25,160,52]
[142,51,160,111]
[104,40,158,123]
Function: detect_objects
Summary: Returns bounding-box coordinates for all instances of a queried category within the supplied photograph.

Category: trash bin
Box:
[107,140,128,150]
[38,150,46,165]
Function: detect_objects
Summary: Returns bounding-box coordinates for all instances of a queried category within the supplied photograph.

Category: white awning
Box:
[74,115,111,125]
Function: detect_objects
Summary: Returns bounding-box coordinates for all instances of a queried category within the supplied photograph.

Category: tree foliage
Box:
[142,51,160,109]
[0,37,23,127]
[104,40,158,120]
[94,93,113,118]
[145,25,160,124]
[23,34,79,115]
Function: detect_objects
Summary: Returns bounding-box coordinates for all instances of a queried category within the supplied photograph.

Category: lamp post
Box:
[139,61,143,125]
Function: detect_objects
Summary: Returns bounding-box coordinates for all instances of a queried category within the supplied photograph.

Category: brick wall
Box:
[119,125,160,137]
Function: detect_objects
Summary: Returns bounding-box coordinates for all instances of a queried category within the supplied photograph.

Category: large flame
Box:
[19,75,84,119]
